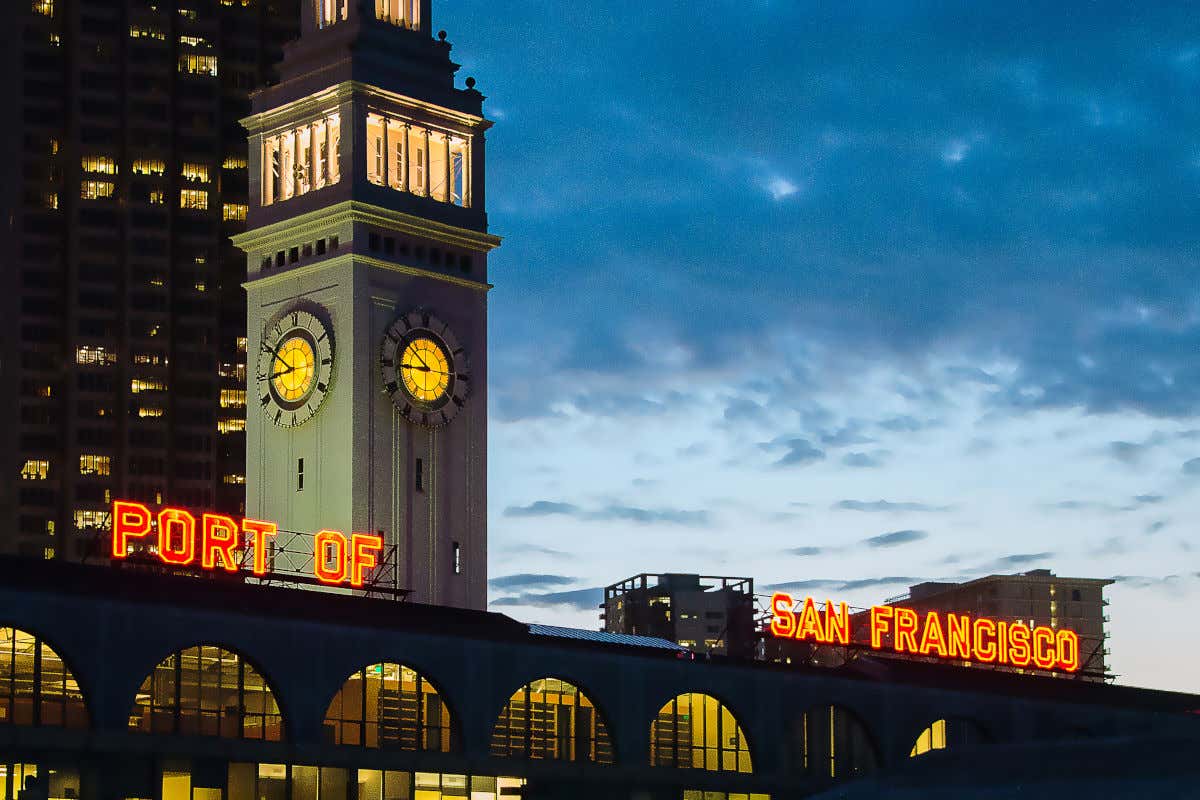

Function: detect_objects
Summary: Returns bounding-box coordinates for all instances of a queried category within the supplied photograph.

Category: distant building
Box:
[881,569,1112,680]
[603,573,756,657]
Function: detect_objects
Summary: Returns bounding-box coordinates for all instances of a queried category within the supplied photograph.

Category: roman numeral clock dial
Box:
[380,311,469,428]
[257,308,335,428]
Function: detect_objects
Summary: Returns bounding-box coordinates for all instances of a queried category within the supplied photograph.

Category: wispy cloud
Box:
[503,501,711,526]
[834,500,950,513]
[863,529,929,548]
[490,588,604,612]
[489,574,576,591]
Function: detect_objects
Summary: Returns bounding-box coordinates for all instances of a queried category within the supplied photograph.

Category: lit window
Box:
[20,460,50,481]
[33,0,53,18]
[79,454,111,477]
[132,159,166,176]
[222,155,247,169]
[131,378,168,393]
[43,547,55,560]
[137,407,165,419]
[48,33,60,46]
[651,693,752,773]
[75,345,117,366]
[236,337,248,353]
[149,189,165,205]
[73,509,110,530]
[133,353,164,366]
[217,418,246,434]
[223,203,248,221]
[81,155,118,175]
[220,389,246,409]
[492,678,613,763]
[223,474,246,485]
[910,718,987,758]
[180,189,209,210]
[178,35,211,48]
[0,627,89,729]
[43,192,58,210]
[178,54,218,77]
[376,0,421,29]
[182,163,210,183]
[81,181,115,200]
[318,0,349,28]
[128,645,282,741]
[324,663,453,749]
[262,113,340,205]
[129,25,166,40]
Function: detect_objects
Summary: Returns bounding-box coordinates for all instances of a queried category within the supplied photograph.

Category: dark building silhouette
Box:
[604,574,756,658]
[0,0,298,561]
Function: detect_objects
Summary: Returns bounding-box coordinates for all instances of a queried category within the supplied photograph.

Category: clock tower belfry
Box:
[232,0,499,610]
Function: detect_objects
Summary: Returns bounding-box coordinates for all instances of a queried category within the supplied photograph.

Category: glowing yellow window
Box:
[20,460,50,481]
[79,454,111,477]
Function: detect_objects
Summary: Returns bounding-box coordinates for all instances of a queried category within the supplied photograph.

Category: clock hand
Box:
[410,349,431,370]
[270,364,297,379]
[402,362,431,372]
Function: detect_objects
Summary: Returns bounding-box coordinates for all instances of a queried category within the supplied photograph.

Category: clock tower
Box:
[232,0,499,609]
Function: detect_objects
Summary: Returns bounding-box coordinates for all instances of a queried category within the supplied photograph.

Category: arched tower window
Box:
[323,662,454,750]
[650,693,752,773]
[794,705,878,779]
[910,717,988,757]
[128,645,282,741]
[0,627,88,729]
[491,678,614,763]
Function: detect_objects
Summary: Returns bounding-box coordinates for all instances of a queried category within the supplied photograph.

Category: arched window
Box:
[794,705,878,779]
[650,693,752,773]
[910,717,988,757]
[128,645,282,741]
[491,678,614,763]
[324,662,453,751]
[0,627,87,729]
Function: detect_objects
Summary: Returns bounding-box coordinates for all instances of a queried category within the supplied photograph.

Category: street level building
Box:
[1,0,298,562]
[604,574,756,658]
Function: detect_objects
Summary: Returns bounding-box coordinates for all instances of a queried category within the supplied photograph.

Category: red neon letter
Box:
[1057,629,1080,672]
[918,612,948,658]
[827,602,851,645]
[894,608,919,654]
[869,606,893,650]
[242,519,277,576]
[1008,623,1032,667]
[1032,627,1057,669]
[946,613,971,659]
[314,531,349,585]
[201,514,240,572]
[769,593,796,639]
[111,501,152,558]
[350,533,384,587]
[796,597,825,642]
[973,618,998,663]
[157,508,196,566]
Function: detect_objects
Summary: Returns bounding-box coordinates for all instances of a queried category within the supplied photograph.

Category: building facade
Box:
[232,0,497,610]
[1,0,298,562]
[604,575,757,658]
[0,558,1196,800]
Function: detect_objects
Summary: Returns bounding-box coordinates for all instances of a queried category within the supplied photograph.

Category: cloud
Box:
[774,439,826,467]
[864,529,929,548]
[834,500,950,513]
[1183,458,1200,476]
[1111,573,1200,590]
[842,451,890,468]
[489,574,576,591]
[502,500,711,526]
[785,546,828,557]
[1146,520,1169,535]
[969,552,1056,573]
[490,587,604,611]
[504,501,580,518]
[766,577,920,593]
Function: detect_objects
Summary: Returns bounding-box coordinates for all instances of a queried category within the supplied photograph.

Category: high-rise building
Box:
[603,574,756,657]
[233,0,499,609]
[0,0,299,562]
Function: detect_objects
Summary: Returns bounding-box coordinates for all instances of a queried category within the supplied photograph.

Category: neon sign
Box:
[769,592,1081,673]
[110,501,384,588]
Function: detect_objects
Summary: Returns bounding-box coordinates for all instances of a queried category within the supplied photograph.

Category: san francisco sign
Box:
[769,592,1081,672]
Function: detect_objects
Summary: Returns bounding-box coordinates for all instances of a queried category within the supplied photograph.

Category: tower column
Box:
[443,132,452,204]
[423,128,431,198]
[402,122,411,193]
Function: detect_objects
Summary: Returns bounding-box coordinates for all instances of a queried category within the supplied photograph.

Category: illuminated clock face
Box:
[257,309,334,428]
[380,311,469,428]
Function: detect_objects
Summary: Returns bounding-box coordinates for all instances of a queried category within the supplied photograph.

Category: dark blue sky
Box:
[439,1,1200,691]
